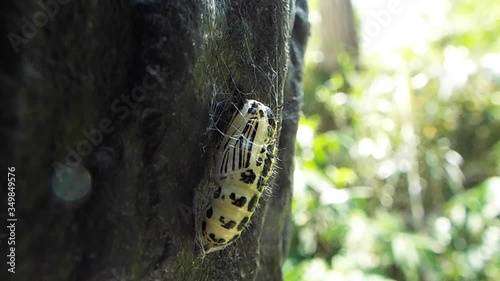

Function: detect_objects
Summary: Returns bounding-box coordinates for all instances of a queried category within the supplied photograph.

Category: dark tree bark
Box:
[1,0,308,281]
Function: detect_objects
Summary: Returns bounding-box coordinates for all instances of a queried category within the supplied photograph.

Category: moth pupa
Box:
[200,99,277,254]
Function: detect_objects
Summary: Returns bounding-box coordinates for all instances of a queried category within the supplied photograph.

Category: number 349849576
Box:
[7,167,16,215]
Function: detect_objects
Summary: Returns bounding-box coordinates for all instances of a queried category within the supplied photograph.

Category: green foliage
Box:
[286,0,500,280]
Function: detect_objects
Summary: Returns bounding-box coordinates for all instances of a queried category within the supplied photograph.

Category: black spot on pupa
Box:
[262,164,270,178]
[232,196,247,207]
[240,169,256,184]
[223,220,237,229]
[213,186,222,199]
[230,193,236,200]
[247,195,258,212]
[259,109,264,118]
[266,144,274,157]
[219,216,225,223]
[256,157,264,167]
[267,110,275,127]
[256,177,264,192]
[218,238,226,243]
[202,221,206,231]
[206,207,213,218]
[248,109,257,115]
[248,102,258,114]
[262,149,274,178]
[260,147,266,153]
[237,217,249,231]
[209,233,216,241]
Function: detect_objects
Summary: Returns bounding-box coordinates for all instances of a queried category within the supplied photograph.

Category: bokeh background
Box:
[285,0,500,280]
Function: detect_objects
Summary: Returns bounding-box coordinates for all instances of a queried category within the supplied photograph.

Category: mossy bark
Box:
[1,0,308,280]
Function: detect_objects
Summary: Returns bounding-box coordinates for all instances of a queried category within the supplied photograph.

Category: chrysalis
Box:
[200,99,277,253]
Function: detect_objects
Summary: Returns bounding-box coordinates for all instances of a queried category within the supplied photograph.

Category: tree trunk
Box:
[319,0,358,72]
[1,0,309,280]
